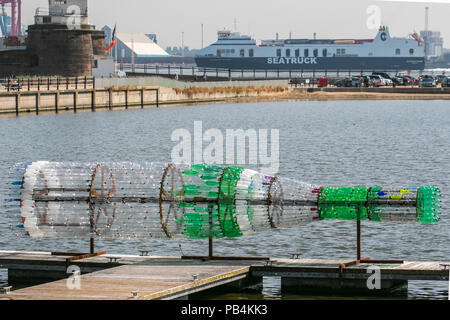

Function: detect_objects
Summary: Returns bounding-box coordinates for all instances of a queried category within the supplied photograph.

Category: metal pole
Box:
[35,92,39,115]
[357,207,361,260]
[90,238,95,254]
[208,205,213,259]
[91,90,96,112]
[131,34,135,73]
[55,92,59,114]
[15,93,19,116]
[181,32,185,57]
[201,23,204,49]
[108,88,112,110]
[73,91,77,113]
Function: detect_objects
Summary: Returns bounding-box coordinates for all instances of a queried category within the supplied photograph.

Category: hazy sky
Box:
[20,0,450,50]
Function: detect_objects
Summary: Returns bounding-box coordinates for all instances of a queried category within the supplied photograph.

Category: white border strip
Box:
[377,0,450,4]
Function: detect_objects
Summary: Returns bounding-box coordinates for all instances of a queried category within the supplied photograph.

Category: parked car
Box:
[435,75,448,84]
[394,76,405,85]
[0,79,21,91]
[382,78,393,86]
[351,76,364,87]
[420,75,435,80]
[362,75,372,87]
[372,72,400,86]
[441,77,450,87]
[400,76,414,86]
[289,78,306,86]
[368,75,383,87]
[398,74,420,86]
[419,77,437,88]
[335,77,353,87]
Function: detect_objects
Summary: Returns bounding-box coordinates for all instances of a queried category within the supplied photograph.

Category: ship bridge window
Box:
[313,49,318,57]
[240,49,245,57]
[218,49,235,56]
[395,48,401,55]
[323,49,328,57]
[276,49,281,57]
[286,49,291,57]
[249,49,254,57]
[295,49,300,57]
[409,48,414,55]
[336,48,346,55]
[304,49,309,57]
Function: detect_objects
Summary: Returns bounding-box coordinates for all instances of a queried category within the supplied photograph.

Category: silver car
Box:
[381,78,393,86]
[419,78,436,88]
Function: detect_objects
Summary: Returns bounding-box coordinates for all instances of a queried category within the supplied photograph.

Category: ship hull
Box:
[195,56,425,71]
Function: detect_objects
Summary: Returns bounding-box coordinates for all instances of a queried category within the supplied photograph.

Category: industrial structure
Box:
[421,6,445,59]
[421,30,444,58]
[0,0,21,36]
[0,0,107,76]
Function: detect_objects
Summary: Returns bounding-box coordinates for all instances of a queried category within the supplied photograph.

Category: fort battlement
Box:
[0,0,105,77]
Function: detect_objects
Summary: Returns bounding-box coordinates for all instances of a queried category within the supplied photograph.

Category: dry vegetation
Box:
[173,86,288,97]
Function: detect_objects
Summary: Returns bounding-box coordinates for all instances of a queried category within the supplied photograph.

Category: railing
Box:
[0,86,160,117]
[0,76,95,92]
[35,7,88,17]
[120,63,424,82]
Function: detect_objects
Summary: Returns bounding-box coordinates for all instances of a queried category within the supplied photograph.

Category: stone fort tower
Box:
[26,0,106,76]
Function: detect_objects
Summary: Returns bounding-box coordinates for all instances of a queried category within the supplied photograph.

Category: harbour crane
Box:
[0,0,22,36]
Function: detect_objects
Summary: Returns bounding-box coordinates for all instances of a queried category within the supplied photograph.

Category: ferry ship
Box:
[195,26,425,71]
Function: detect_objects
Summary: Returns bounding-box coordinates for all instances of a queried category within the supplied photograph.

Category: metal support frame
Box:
[180,168,269,262]
[337,208,404,278]
[46,164,115,262]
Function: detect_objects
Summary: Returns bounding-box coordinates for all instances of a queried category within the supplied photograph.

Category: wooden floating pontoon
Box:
[0,251,448,300]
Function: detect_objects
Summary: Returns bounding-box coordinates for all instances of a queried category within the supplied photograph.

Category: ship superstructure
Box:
[195,26,425,71]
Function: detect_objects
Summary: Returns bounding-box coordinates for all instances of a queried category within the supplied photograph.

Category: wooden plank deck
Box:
[1,252,449,300]
[3,264,251,300]
[255,258,450,281]
[0,250,169,265]
[0,250,181,277]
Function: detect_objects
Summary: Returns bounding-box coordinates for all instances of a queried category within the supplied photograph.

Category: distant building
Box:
[102,26,169,63]
[166,46,196,57]
[420,30,444,58]
[146,34,157,44]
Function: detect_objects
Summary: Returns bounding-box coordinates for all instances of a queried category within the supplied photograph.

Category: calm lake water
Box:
[0,99,449,299]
